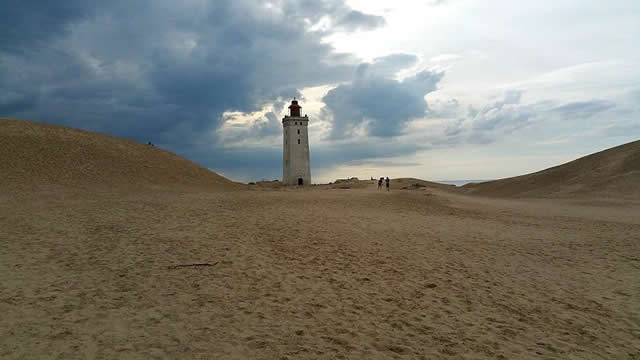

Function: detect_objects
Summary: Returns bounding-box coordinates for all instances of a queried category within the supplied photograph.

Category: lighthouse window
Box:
[298,139,300,144]
[294,122,297,125]
[297,129,300,134]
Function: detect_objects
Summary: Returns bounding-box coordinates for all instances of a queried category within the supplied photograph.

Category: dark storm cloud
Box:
[277,0,385,32]
[357,54,419,78]
[220,112,283,146]
[603,122,640,137]
[0,0,96,52]
[322,55,444,138]
[435,92,620,146]
[448,91,538,144]
[335,10,386,31]
[258,112,284,137]
[551,100,615,119]
[469,91,533,133]
[311,139,423,168]
[182,137,424,182]
[0,92,38,115]
[430,91,536,145]
[0,0,389,179]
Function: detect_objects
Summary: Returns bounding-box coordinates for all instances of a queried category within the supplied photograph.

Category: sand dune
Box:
[392,178,458,191]
[1,121,639,359]
[462,140,640,199]
[0,119,241,190]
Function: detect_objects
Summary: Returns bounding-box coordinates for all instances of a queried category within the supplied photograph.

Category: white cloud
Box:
[429,54,462,63]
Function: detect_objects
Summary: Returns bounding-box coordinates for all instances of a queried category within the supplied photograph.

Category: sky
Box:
[1,0,639,183]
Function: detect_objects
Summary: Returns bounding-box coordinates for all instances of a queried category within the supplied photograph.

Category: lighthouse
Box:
[282,98,311,185]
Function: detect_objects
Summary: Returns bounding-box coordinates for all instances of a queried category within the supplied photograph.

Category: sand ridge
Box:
[0,119,242,191]
[462,140,640,199]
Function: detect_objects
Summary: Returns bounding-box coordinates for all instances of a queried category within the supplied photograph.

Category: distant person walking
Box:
[378,177,383,190]
[385,177,390,191]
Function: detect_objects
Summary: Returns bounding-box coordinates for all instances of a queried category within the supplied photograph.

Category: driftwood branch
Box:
[167,262,218,270]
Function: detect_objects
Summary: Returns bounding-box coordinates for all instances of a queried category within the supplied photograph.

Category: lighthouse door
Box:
[298,178,303,185]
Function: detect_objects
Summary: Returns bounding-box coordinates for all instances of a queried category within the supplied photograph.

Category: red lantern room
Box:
[288,98,301,117]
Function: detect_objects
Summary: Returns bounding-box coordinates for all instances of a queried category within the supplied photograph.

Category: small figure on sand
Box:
[385,177,390,191]
[378,177,383,190]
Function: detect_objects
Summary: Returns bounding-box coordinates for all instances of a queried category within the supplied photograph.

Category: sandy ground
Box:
[1,183,639,359]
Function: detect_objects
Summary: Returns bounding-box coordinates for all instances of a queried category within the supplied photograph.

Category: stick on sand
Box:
[167,262,218,270]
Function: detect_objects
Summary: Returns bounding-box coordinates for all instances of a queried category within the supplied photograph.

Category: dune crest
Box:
[0,119,241,190]
[462,140,640,198]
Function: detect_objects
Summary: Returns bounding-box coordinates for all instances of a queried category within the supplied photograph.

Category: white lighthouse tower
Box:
[282,98,311,185]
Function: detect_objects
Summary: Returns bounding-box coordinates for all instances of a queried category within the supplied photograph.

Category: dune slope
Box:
[0,119,240,190]
[463,140,640,198]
